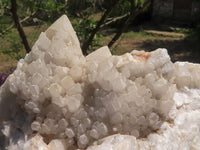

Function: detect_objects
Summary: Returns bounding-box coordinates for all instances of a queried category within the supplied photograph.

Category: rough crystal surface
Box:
[0,15,200,150]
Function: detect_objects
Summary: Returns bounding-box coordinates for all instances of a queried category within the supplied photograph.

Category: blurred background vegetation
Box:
[0,0,200,82]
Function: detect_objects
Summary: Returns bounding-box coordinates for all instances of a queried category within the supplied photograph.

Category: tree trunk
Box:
[108,0,150,48]
[11,0,31,53]
[81,0,120,55]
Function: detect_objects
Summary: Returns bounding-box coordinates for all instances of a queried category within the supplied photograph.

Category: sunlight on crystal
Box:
[1,15,200,150]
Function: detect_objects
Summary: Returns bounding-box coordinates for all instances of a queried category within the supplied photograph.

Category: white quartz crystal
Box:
[1,15,200,150]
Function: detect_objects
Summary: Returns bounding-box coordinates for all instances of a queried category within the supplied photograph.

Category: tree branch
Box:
[81,0,120,55]
[100,13,130,28]
[0,11,36,36]
[108,0,150,48]
[11,0,31,53]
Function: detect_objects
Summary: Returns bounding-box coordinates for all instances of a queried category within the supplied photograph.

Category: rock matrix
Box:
[0,15,200,150]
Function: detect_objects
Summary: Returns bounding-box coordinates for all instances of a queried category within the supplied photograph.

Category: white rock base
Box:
[0,15,200,150]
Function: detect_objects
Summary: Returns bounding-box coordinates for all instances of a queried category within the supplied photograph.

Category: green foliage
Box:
[66,0,106,15]
[18,0,67,23]
[0,0,67,30]
[109,1,131,17]
[108,0,148,17]
[0,0,151,61]
[67,0,90,14]
[73,17,101,46]
[0,24,10,34]
[0,0,11,16]
[0,0,67,61]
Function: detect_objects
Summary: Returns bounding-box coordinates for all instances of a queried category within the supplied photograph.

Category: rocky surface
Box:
[0,15,200,150]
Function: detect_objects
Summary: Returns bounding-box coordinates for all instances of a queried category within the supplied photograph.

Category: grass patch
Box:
[121,30,164,40]
[0,28,26,60]
[173,28,191,34]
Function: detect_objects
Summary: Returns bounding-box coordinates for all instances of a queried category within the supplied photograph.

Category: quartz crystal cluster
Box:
[0,15,200,150]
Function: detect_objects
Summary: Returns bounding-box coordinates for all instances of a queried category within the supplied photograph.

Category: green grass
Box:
[0,29,25,60]
[121,30,164,39]
[173,28,191,34]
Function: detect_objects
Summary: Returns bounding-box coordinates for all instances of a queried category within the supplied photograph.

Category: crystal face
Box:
[1,15,200,150]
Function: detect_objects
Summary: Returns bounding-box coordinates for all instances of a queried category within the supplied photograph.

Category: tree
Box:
[11,0,31,53]
[81,0,120,55]
[108,0,150,48]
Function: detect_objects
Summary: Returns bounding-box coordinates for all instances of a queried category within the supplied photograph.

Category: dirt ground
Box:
[102,25,200,63]
[112,37,199,63]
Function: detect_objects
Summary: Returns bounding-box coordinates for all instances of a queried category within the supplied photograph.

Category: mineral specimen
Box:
[0,15,200,150]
